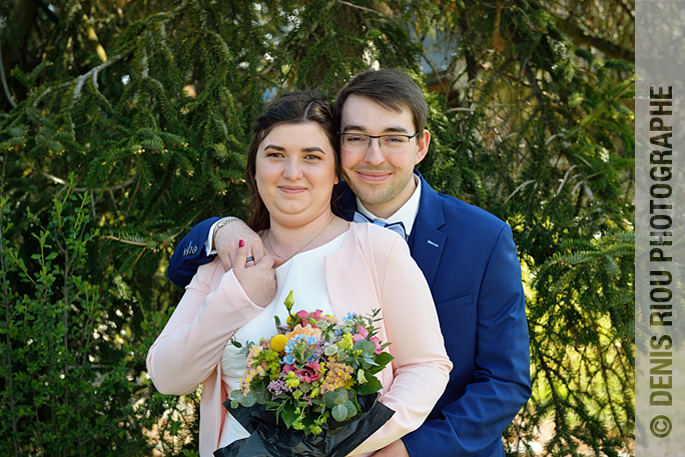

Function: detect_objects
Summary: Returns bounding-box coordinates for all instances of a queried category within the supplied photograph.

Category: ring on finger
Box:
[246,256,254,264]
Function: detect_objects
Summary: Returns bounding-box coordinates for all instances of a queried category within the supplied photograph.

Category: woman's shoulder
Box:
[346,222,407,256]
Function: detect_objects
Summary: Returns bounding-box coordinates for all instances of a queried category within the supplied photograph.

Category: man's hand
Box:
[232,240,276,307]
[214,219,264,271]
[372,439,410,457]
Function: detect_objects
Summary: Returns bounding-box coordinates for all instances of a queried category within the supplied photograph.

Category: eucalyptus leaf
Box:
[332,404,348,422]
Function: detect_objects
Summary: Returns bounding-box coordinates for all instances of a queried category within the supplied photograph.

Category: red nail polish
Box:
[239,239,245,248]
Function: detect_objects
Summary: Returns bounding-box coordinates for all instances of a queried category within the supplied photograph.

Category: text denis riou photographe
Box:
[647,86,674,439]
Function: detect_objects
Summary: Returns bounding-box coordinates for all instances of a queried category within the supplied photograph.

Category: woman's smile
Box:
[278,185,307,193]
[255,122,339,226]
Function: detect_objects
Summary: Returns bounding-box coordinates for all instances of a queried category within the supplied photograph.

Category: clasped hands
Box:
[214,220,277,307]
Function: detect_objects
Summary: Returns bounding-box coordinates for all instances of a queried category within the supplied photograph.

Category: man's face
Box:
[339,94,430,218]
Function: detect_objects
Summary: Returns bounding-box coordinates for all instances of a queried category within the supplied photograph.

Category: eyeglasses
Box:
[338,132,419,152]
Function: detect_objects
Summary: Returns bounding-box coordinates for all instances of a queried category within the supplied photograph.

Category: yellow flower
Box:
[285,371,301,388]
[320,362,353,393]
[338,332,353,351]
[270,334,289,352]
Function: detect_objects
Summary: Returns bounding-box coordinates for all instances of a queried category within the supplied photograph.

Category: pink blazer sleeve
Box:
[351,232,452,455]
[146,261,265,395]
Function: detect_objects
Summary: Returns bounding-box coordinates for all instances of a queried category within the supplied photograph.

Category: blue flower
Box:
[284,337,300,353]
[282,354,295,364]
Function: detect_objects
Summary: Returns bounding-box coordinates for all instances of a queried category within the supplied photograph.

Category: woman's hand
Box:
[214,219,265,272]
[232,239,277,307]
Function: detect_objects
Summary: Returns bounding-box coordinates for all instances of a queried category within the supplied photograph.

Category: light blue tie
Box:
[353,212,407,241]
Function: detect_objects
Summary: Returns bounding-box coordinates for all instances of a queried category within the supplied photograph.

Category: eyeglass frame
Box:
[337,131,420,152]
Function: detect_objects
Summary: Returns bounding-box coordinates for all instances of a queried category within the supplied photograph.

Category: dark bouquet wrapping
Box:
[214,291,395,457]
[214,392,394,457]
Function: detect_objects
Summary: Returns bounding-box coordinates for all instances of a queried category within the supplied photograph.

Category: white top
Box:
[217,232,347,447]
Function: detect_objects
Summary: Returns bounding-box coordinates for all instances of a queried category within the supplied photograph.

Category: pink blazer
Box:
[147,223,451,457]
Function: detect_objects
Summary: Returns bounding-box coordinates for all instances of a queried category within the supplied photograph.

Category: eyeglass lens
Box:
[341,134,411,151]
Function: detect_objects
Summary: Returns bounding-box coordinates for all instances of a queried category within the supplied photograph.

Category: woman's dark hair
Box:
[245,92,340,232]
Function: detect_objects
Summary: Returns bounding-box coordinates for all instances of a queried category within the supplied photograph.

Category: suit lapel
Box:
[337,175,448,287]
[409,176,447,288]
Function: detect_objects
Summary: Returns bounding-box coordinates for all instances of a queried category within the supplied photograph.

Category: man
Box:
[168,69,531,457]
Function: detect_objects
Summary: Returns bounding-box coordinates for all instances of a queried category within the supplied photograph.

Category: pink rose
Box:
[352,326,382,354]
[352,325,369,343]
[294,362,323,383]
[370,336,382,354]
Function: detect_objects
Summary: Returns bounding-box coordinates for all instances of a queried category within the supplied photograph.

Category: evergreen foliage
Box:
[1,1,634,455]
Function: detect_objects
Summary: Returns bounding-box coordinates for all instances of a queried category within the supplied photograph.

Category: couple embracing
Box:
[147,69,531,457]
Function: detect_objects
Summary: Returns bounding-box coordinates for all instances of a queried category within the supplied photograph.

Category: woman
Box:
[146,93,451,457]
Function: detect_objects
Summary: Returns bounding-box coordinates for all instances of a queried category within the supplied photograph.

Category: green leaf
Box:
[230,339,242,348]
[332,404,348,422]
[344,401,357,418]
[281,403,299,428]
[355,377,383,396]
[334,390,349,405]
[367,352,394,375]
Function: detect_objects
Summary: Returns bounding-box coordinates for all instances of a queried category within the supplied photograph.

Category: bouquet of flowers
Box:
[214,291,395,457]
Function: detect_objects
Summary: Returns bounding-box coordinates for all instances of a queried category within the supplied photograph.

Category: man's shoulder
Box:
[420,181,508,235]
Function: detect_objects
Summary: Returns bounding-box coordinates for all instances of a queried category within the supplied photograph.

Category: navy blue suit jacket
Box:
[168,175,531,457]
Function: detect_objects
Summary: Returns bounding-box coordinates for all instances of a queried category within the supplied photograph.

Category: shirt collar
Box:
[355,174,422,236]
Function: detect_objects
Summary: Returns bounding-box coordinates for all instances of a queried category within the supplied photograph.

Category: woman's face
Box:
[255,122,339,227]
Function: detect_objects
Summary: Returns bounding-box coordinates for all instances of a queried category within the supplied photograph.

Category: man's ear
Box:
[414,129,431,165]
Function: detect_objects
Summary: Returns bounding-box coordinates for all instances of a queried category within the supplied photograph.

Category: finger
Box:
[257,250,276,269]
[233,239,248,272]
[231,236,259,267]
[245,250,255,267]
[219,253,232,272]
[250,236,266,263]
[227,243,239,270]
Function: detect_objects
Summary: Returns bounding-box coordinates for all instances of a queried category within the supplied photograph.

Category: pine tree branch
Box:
[39,170,134,193]
[420,49,449,96]
[0,0,38,110]
[555,15,634,61]
[101,235,147,247]
[616,0,635,20]
[336,0,381,15]
[80,13,108,63]
[0,45,17,108]
[70,56,122,107]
